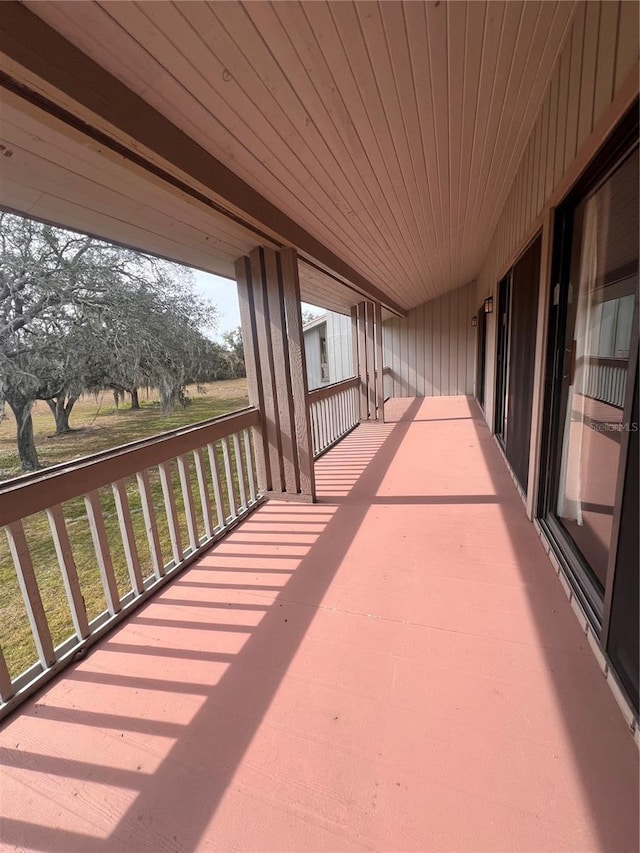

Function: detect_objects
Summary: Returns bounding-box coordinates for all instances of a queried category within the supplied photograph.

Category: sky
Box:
[193,271,240,341]
[193,270,322,342]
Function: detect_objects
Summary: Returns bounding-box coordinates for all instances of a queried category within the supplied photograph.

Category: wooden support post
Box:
[235,255,269,493]
[250,249,283,491]
[280,248,315,500]
[366,301,376,421]
[375,301,385,422]
[235,247,315,502]
[264,247,298,493]
[357,301,368,420]
[351,305,360,420]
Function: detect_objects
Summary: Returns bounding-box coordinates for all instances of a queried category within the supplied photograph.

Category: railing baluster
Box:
[330,396,335,442]
[47,505,90,639]
[221,437,237,520]
[5,521,56,668]
[136,469,164,578]
[0,647,14,702]
[233,432,248,511]
[112,480,144,595]
[84,491,121,615]
[206,442,226,530]
[243,430,256,504]
[177,454,199,553]
[193,448,213,539]
[318,400,325,450]
[323,399,330,449]
[158,462,183,566]
[0,407,265,718]
[311,403,318,457]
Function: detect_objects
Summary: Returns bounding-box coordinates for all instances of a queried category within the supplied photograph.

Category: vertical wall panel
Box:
[545,67,560,200]
[593,2,619,120]
[565,5,586,172]
[435,288,443,394]
[576,1,601,150]
[474,0,636,431]
[408,302,417,395]
[382,281,475,397]
[385,1,634,408]
[537,96,549,216]
[466,284,475,392]
[440,291,450,394]
[449,288,458,393]
[424,299,433,396]
[555,49,570,186]
[615,2,640,92]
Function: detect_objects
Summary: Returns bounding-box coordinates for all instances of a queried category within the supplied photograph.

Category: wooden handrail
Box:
[307,376,358,404]
[0,407,259,526]
[581,355,628,369]
[1,405,263,717]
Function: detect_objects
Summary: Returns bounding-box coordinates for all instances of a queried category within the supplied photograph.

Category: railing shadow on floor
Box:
[0,400,422,852]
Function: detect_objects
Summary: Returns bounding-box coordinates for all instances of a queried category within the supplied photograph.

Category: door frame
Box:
[493,272,512,446]
[537,106,639,634]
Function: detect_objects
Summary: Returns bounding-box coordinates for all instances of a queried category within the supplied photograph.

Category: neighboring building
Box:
[303,311,353,391]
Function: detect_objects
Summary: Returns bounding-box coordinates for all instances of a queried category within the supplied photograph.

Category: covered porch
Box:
[1,397,637,852]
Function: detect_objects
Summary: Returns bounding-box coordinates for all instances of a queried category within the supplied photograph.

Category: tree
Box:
[0,213,219,470]
[221,328,246,379]
[0,214,118,468]
[301,308,322,326]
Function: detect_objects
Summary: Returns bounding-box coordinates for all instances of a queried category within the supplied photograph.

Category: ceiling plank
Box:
[0,0,404,314]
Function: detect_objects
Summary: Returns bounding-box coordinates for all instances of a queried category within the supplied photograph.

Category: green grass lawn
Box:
[0,380,249,680]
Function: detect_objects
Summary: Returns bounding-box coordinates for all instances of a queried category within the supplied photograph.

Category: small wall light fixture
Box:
[471,315,477,327]
[484,296,494,314]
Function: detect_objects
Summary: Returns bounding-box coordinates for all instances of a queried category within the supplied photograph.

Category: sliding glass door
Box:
[493,238,542,491]
[541,116,638,655]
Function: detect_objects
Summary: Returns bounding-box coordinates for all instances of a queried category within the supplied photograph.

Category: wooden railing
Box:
[0,407,263,718]
[582,356,628,409]
[308,377,359,458]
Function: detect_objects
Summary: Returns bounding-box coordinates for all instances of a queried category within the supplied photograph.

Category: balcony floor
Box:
[1,397,638,852]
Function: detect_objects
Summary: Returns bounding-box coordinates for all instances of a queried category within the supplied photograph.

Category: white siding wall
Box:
[304,324,324,391]
[326,313,354,384]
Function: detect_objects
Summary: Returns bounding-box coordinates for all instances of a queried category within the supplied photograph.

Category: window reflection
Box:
[556,149,638,588]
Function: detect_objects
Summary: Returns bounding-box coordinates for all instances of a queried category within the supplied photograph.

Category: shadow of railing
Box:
[0,401,422,851]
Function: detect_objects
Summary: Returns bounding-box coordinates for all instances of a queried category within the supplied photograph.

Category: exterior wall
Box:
[382,280,476,398]
[326,313,353,385]
[477,0,639,436]
[304,312,354,391]
[304,324,324,391]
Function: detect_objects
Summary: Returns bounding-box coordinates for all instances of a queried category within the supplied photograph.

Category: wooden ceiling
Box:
[0,85,362,315]
[4,1,576,310]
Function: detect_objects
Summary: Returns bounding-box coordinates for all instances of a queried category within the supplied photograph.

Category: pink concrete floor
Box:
[1,396,638,852]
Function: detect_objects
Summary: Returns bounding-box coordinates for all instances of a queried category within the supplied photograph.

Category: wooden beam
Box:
[263,247,298,493]
[357,302,369,419]
[366,302,377,421]
[280,248,315,499]
[235,256,269,492]
[0,2,405,316]
[375,301,385,422]
[250,248,284,492]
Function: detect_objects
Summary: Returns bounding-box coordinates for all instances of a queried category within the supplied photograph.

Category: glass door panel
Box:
[553,148,638,592]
